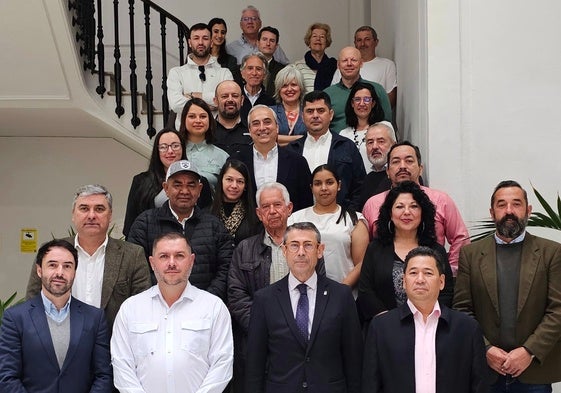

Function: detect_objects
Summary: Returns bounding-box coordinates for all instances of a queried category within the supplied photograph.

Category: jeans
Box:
[491,375,552,393]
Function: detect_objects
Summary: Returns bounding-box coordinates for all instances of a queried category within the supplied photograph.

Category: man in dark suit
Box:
[363,246,487,393]
[26,184,151,333]
[239,53,276,122]
[232,104,313,211]
[287,91,366,210]
[0,239,112,392]
[257,26,287,96]
[245,222,362,393]
[454,180,561,392]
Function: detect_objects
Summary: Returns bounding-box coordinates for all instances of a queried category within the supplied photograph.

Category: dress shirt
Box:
[41,291,71,323]
[253,144,279,188]
[302,132,332,172]
[73,234,108,308]
[264,233,288,284]
[169,205,195,228]
[362,186,469,276]
[288,272,317,336]
[494,231,526,245]
[408,299,441,393]
[226,35,289,65]
[111,283,233,393]
[185,141,229,189]
[244,86,262,106]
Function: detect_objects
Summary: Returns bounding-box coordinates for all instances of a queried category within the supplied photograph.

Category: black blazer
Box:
[362,303,488,393]
[357,240,454,322]
[232,145,313,211]
[240,88,276,124]
[245,274,363,393]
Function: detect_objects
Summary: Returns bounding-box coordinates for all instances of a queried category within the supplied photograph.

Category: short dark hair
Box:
[303,90,332,109]
[490,180,528,207]
[179,98,217,144]
[258,26,279,42]
[404,246,445,275]
[35,239,78,269]
[355,25,378,40]
[376,181,436,246]
[152,232,191,254]
[283,222,321,244]
[189,23,210,38]
[387,140,422,165]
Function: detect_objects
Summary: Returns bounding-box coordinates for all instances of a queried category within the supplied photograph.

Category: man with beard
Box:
[213,80,252,155]
[454,180,561,392]
[362,141,469,276]
[167,23,233,130]
[357,121,396,208]
[0,239,112,392]
[112,232,233,393]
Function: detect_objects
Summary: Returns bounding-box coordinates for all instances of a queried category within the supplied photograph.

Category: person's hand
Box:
[503,347,533,377]
[486,345,508,375]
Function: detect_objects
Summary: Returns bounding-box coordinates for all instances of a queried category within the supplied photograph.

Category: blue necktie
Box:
[296,283,309,341]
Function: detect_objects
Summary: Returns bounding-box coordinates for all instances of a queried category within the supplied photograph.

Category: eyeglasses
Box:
[198,65,206,82]
[158,143,182,152]
[285,242,317,253]
[241,16,260,22]
[352,96,374,104]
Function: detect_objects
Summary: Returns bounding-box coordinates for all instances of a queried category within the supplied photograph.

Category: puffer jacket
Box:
[127,202,234,301]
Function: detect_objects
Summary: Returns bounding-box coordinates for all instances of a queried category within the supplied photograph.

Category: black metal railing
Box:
[69,0,189,138]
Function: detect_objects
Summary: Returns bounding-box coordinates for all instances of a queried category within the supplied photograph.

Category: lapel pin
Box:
[323,291,327,295]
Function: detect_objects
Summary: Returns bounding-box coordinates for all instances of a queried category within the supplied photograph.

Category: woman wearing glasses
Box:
[123,128,212,238]
[340,82,387,173]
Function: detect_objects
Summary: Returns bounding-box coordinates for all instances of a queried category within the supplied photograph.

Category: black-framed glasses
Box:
[158,143,182,153]
[198,65,206,82]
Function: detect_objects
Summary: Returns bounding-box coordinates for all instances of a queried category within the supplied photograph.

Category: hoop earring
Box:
[388,221,394,234]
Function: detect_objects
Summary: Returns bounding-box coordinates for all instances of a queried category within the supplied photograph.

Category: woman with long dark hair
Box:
[210,159,261,244]
[123,128,212,238]
[357,181,454,322]
[289,164,369,291]
[208,17,242,85]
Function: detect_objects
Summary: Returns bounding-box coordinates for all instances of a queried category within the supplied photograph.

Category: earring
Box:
[388,221,394,234]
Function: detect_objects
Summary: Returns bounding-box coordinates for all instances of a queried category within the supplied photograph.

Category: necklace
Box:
[286,110,298,135]
[353,128,366,147]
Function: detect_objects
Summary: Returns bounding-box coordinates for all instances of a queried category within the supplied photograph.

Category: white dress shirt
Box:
[111,283,233,393]
[288,272,317,336]
[302,132,332,172]
[73,235,108,308]
[253,144,279,189]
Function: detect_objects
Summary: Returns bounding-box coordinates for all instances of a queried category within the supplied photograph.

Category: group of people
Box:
[1,5,561,393]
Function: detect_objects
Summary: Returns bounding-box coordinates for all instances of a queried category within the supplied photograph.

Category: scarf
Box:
[304,50,337,90]
[220,201,246,236]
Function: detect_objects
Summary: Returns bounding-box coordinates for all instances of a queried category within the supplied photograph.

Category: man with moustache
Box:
[362,141,469,275]
[112,232,233,393]
[232,104,313,211]
[227,5,289,65]
[213,80,252,155]
[357,121,397,208]
[454,180,561,392]
[167,23,233,130]
[0,239,112,392]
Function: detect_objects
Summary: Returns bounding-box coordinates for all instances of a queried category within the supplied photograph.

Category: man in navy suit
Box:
[232,104,313,211]
[245,222,362,393]
[362,246,487,393]
[0,239,112,393]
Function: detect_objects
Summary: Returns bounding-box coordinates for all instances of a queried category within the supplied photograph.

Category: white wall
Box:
[0,137,147,300]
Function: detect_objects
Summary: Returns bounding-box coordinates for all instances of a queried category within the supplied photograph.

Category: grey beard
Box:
[496,214,528,239]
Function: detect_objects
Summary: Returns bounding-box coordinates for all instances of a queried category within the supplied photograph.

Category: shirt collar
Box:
[407,299,441,320]
[494,230,526,244]
[253,144,278,160]
[41,291,71,323]
[151,282,195,307]
[169,205,194,225]
[306,131,331,145]
[244,85,263,98]
[288,271,318,291]
[74,234,108,256]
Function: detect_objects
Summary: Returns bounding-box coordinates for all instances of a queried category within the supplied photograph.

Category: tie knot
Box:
[297,283,307,295]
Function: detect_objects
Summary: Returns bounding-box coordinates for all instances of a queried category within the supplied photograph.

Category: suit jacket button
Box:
[305,357,310,362]
[302,381,308,388]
